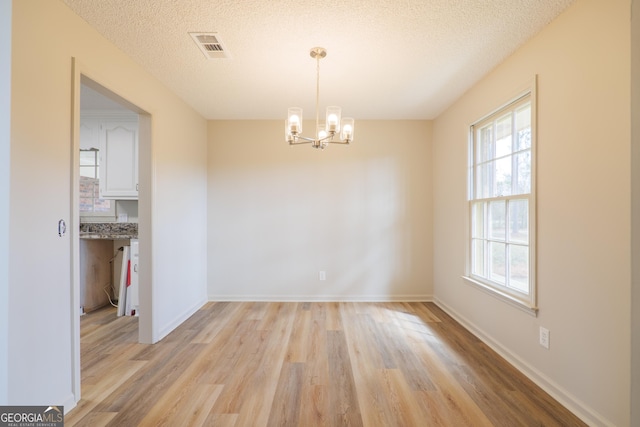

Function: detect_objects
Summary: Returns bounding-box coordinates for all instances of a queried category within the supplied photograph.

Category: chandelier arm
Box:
[317,133,338,144]
[290,135,316,143]
[326,140,351,145]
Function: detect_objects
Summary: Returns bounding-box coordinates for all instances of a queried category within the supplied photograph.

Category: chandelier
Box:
[286,47,355,149]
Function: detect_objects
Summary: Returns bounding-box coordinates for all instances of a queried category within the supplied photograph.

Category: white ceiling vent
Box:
[189,32,230,59]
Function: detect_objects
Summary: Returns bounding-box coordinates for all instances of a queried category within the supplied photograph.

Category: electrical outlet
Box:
[539,327,550,349]
[319,271,326,281]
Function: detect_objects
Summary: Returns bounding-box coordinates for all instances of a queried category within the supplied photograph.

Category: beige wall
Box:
[631,0,640,426]
[631,0,640,424]
[8,0,208,408]
[432,1,630,425]
[208,120,432,300]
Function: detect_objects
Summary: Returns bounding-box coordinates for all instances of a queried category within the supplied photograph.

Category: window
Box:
[79,148,113,215]
[80,148,99,180]
[466,90,537,314]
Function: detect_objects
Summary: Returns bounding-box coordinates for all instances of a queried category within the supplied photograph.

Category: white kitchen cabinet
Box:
[99,117,139,200]
[79,117,100,150]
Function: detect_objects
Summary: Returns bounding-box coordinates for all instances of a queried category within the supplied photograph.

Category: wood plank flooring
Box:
[66,302,586,426]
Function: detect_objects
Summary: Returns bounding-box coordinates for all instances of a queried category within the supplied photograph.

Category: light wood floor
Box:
[66,301,586,426]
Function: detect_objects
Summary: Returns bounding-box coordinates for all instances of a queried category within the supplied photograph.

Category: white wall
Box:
[208,120,432,301]
[146,103,208,340]
[432,1,630,425]
[0,0,11,405]
[9,0,207,408]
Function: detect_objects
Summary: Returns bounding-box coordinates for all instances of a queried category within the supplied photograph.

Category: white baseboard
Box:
[61,392,76,414]
[155,297,207,342]
[433,297,614,427]
[207,294,433,302]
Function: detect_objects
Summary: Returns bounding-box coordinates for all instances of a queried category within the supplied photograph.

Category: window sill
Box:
[462,276,538,317]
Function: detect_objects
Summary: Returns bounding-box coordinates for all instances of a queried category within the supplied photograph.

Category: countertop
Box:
[79,222,138,240]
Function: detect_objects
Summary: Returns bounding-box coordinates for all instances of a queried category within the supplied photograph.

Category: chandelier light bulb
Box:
[289,115,300,132]
[325,106,341,134]
[327,114,337,130]
[340,118,355,141]
[287,107,303,134]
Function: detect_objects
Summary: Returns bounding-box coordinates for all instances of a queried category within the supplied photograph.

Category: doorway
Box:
[79,83,138,315]
[71,66,153,405]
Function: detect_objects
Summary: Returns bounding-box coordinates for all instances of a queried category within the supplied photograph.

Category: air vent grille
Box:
[204,43,223,52]
[189,32,230,59]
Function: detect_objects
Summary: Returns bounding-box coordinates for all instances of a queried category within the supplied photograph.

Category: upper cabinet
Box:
[80,112,139,200]
[99,118,138,200]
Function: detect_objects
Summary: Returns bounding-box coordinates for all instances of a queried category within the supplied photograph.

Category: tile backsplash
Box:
[79,176,112,213]
[79,176,138,223]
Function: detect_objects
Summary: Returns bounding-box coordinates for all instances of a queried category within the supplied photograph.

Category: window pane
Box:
[494,157,512,197]
[80,151,96,166]
[508,199,528,243]
[509,244,529,293]
[513,150,531,195]
[489,241,506,284]
[515,104,531,150]
[79,166,95,178]
[516,128,531,152]
[472,202,485,238]
[489,200,505,240]
[495,114,512,158]
[477,125,493,163]
[472,239,485,276]
[476,162,490,199]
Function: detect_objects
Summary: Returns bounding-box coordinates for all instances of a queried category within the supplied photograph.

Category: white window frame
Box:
[464,82,538,316]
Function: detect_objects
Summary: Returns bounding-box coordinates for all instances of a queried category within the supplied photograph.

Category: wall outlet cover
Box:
[539,326,550,349]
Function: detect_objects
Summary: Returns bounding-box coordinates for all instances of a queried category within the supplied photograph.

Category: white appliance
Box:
[117,239,139,316]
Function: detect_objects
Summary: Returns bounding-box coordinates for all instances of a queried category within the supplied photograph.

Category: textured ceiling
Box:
[63,0,574,120]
